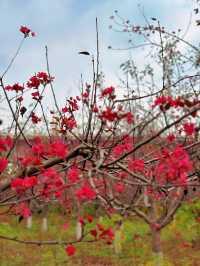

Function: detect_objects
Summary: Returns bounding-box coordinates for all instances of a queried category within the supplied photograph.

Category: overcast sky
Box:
[0,0,197,116]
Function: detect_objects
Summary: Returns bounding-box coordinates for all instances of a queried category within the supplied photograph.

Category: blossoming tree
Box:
[0,8,200,266]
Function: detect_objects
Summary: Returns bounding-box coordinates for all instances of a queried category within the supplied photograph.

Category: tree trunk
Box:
[76,221,82,240]
[151,228,163,266]
[144,187,150,207]
[41,217,48,232]
[113,221,123,255]
[26,216,32,229]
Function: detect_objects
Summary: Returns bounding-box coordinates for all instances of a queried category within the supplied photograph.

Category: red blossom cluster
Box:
[0,136,12,173]
[27,72,54,89]
[128,158,145,172]
[0,158,8,173]
[11,176,37,193]
[95,226,114,244]
[99,106,133,124]
[0,136,13,152]
[49,139,68,158]
[31,91,42,101]
[100,107,118,122]
[5,83,24,92]
[20,26,35,37]
[31,137,68,159]
[61,116,77,131]
[67,165,80,183]
[153,95,200,115]
[59,96,80,132]
[40,168,64,198]
[183,122,195,136]
[81,84,90,103]
[30,112,41,124]
[75,182,96,201]
[15,202,31,218]
[112,135,133,157]
[114,182,125,193]
[155,146,193,184]
[18,137,68,168]
[101,86,116,99]
[65,217,114,256]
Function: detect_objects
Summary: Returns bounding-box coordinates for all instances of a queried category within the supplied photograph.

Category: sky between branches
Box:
[0,0,198,118]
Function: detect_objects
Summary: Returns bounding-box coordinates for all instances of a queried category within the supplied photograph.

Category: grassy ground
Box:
[0,201,200,266]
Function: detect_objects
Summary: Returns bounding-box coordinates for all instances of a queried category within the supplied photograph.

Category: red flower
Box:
[27,76,40,88]
[112,142,132,158]
[90,229,97,238]
[12,83,24,92]
[11,176,37,192]
[61,117,77,130]
[5,83,24,92]
[37,72,54,84]
[115,182,125,193]
[65,245,76,256]
[23,207,31,218]
[4,85,13,91]
[82,90,89,98]
[99,227,114,241]
[24,176,37,188]
[125,112,133,124]
[100,107,118,122]
[68,166,79,183]
[20,26,31,35]
[79,217,85,226]
[15,203,31,218]
[128,159,144,172]
[183,122,195,136]
[101,86,115,99]
[20,26,35,38]
[96,223,104,231]
[76,183,96,201]
[153,96,167,107]
[31,112,41,124]
[49,140,68,158]
[167,134,175,142]
[32,140,45,156]
[92,105,99,113]
[0,158,8,173]
[32,91,40,98]
[86,215,93,223]
[155,146,192,184]
[62,107,68,113]
[17,96,23,102]
[0,136,12,152]
[196,217,200,223]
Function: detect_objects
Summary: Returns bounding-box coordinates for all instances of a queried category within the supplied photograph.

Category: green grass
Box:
[0,202,200,265]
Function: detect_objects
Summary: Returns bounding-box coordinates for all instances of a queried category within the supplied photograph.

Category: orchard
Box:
[1,1,200,266]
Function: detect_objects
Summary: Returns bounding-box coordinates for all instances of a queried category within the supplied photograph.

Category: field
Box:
[0,201,200,266]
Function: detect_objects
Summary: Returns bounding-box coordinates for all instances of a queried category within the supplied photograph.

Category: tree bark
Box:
[151,228,163,266]
[26,216,32,229]
[41,217,48,232]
